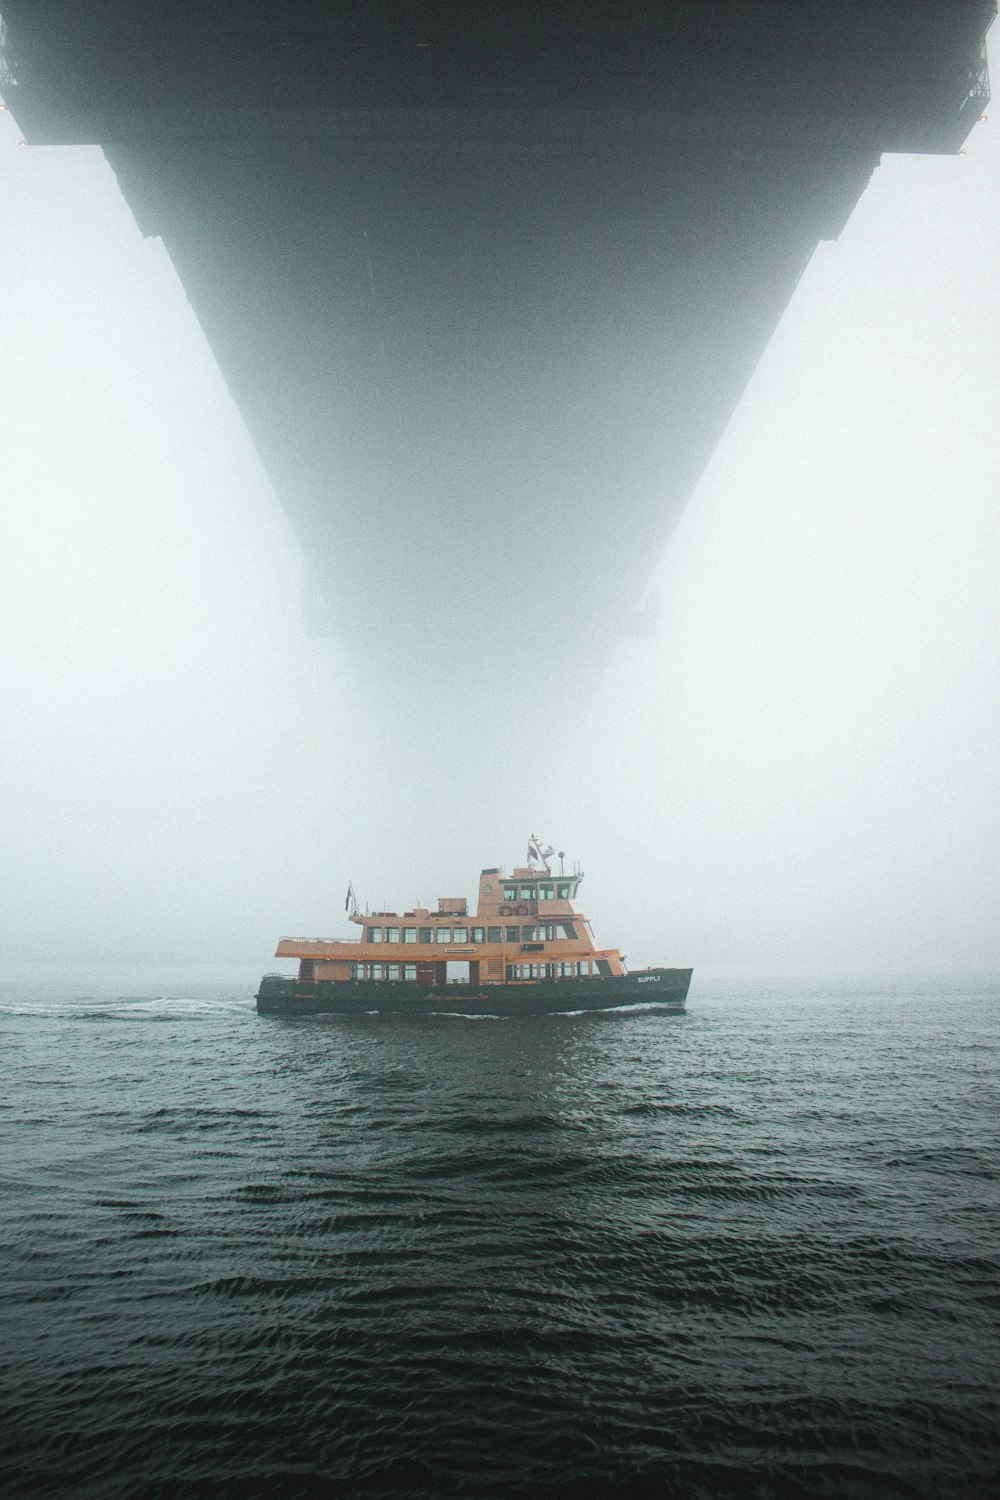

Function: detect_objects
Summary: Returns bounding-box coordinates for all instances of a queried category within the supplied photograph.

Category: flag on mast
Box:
[345,881,355,912]
[527,836,554,871]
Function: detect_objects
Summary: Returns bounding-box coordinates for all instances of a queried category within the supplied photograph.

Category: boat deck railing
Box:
[278,937,348,946]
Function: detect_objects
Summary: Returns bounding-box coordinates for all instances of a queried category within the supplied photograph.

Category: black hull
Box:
[256,969,691,1018]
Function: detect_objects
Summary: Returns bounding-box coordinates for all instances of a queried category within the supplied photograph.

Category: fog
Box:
[2,90,998,975]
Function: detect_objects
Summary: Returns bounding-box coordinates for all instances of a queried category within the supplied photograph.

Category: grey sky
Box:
[1,66,998,972]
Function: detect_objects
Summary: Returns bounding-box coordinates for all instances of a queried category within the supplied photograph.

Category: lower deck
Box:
[256,968,692,1018]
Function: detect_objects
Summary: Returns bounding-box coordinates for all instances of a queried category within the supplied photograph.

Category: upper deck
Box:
[274,855,627,984]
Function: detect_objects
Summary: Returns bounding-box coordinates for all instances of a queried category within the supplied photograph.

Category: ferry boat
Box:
[256,843,691,1018]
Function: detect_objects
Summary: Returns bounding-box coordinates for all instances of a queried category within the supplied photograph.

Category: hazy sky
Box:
[2,59,998,974]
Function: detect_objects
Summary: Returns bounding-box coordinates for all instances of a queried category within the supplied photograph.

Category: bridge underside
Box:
[3,2,993,700]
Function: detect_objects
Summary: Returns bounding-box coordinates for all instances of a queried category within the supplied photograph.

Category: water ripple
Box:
[1,969,997,1499]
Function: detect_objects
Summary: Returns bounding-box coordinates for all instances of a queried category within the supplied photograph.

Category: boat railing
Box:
[278,937,350,946]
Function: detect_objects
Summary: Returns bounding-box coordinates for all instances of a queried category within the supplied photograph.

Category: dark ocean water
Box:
[2,966,998,1500]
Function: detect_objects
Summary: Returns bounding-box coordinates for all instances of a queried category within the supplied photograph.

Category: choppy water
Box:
[2,965,998,1500]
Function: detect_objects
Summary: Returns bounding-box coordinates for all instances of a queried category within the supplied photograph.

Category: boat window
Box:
[520,886,534,900]
[487,926,501,942]
[385,927,399,943]
[506,963,519,980]
[505,926,520,942]
[557,885,570,899]
[404,964,416,981]
[436,927,451,943]
[368,927,381,943]
[472,927,484,943]
[540,924,555,941]
[576,960,589,976]
[452,927,468,943]
[596,958,613,978]
[558,962,574,977]
[560,922,577,940]
[372,964,383,980]
[418,927,432,944]
[387,963,400,980]
[522,926,536,941]
[541,964,553,980]
[523,964,538,980]
[540,884,553,901]
[403,927,416,943]
[353,963,365,980]
[503,886,517,901]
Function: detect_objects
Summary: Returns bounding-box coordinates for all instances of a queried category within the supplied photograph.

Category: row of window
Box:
[350,960,599,983]
[508,961,596,979]
[354,963,419,981]
[503,883,575,902]
[366,923,577,945]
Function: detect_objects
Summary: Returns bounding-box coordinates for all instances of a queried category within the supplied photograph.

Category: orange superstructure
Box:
[275,859,628,988]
